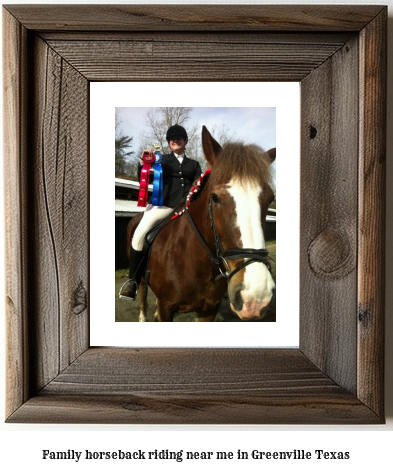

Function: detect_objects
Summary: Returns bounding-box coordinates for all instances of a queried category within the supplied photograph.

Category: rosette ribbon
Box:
[151,151,163,206]
[137,150,156,207]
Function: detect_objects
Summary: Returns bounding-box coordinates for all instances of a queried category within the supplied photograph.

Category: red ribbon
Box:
[138,163,152,207]
[138,151,156,207]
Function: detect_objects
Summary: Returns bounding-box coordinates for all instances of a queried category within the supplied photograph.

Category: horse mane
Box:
[209,142,273,189]
[171,142,273,220]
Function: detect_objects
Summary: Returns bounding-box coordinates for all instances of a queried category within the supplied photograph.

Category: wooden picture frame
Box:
[3,5,386,424]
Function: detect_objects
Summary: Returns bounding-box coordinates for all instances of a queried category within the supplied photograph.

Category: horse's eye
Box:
[211,193,220,204]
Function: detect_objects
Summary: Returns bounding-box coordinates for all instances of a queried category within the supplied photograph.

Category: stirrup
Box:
[119,279,138,301]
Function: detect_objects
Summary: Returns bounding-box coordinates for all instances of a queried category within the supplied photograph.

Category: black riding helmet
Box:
[166,124,188,143]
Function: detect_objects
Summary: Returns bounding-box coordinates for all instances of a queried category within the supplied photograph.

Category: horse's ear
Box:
[266,147,276,163]
[202,126,222,166]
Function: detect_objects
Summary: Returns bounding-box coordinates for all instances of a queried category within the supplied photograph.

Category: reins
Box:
[185,197,271,282]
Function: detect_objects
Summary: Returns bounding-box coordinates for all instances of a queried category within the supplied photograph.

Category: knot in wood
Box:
[72,281,87,315]
[308,228,355,279]
[358,307,370,326]
[309,125,317,139]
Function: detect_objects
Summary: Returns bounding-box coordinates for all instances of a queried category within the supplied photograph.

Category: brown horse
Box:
[127,126,276,322]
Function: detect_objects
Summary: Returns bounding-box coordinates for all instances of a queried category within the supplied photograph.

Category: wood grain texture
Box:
[3,5,386,424]
[46,36,348,82]
[7,348,379,424]
[300,37,359,393]
[358,9,387,417]
[3,5,384,32]
[27,36,89,391]
[40,31,353,43]
[9,392,378,425]
[3,8,30,418]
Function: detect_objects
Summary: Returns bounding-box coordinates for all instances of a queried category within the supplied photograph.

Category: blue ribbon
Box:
[152,151,163,206]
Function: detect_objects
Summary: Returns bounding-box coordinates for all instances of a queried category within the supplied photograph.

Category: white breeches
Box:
[132,204,174,251]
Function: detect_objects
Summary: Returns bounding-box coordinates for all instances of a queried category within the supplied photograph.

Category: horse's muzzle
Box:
[229,284,275,321]
[230,300,270,321]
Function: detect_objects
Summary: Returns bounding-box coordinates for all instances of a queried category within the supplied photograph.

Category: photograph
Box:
[2,1,389,442]
[115,107,277,322]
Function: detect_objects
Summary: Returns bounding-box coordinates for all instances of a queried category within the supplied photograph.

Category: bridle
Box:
[185,197,271,282]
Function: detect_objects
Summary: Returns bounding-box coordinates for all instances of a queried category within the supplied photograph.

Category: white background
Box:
[90,82,300,347]
[1,0,392,472]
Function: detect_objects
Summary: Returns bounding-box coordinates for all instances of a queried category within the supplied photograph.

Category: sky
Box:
[116,107,276,156]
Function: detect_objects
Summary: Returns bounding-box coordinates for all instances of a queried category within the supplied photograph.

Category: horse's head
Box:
[202,126,276,321]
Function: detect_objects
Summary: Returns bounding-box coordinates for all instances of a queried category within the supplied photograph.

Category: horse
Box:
[126,126,276,322]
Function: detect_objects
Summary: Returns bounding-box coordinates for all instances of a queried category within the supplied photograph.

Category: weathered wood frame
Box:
[3,5,386,424]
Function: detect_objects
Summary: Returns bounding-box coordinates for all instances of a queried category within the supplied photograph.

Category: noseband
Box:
[185,197,271,281]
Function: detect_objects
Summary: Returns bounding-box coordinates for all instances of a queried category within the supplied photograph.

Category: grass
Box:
[115,268,128,279]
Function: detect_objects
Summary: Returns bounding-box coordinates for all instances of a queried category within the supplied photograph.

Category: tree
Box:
[139,107,237,171]
[139,107,196,153]
[140,106,207,168]
[207,123,237,147]
[115,110,137,179]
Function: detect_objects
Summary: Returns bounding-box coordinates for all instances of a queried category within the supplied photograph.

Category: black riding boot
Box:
[119,248,145,301]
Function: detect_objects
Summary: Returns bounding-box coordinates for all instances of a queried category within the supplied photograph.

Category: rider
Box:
[119,124,202,300]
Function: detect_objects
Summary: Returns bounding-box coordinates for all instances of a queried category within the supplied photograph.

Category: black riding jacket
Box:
[138,152,202,208]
